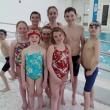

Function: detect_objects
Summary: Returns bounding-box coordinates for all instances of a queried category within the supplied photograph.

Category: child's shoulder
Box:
[48,44,54,50]
[22,47,30,55]
[39,46,46,54]
[76,24,84,30]
[1,40,10,47]
[65,44,71,51]
[11,40,17,46]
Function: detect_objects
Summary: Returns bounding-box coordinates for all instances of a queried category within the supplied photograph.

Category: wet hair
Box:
[64,7,77,16]
[30,11,41,21]
[47,6,58,15]
[89,21,101,28]
[51,27,67,44]
[0,29,7,36]
[16,20,29,30]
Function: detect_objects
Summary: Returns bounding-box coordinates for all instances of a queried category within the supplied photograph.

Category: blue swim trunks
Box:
[84,67,98,92]
[25,50,43,80]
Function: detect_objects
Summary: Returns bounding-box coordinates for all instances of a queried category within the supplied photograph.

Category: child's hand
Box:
[55,77,62,84]
[77,57,81,64]
[10,69,16,80]
[42,81,47,89]
[22,81,27,89]
[86,70,93,76]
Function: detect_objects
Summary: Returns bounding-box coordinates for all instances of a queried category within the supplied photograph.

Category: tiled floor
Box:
[0,76,110,110]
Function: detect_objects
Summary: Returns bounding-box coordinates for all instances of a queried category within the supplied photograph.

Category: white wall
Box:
[0,0,73,32]
[71,0,84,25]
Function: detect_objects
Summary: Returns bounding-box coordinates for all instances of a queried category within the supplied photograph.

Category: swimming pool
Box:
[84,32,110,66]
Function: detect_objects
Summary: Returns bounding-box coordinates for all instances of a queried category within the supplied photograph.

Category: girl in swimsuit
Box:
[21,30,47,110]
[47,27,73,110]
[10,21,29,110]
[46,6,62,29]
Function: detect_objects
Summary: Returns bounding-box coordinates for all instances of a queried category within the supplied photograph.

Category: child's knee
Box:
[29,90,34,97]
[51,93,59,100]
[37,89,43,96]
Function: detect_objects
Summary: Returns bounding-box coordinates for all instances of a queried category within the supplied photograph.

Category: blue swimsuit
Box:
[25,49,43,80]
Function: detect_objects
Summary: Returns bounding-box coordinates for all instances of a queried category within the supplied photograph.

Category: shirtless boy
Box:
[0,29,11,92]
[81,21,100,110]
[63,7,84,105]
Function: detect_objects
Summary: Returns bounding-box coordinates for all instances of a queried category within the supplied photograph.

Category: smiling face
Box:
[64,11,76,24]
[48,7,58,22]
[16,22,28,36]
[41,28,51,42]
[30,13,41,26]
[29,34,40,45]
[52,31,65,44]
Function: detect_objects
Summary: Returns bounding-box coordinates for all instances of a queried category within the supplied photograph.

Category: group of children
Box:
[0,6,101,110]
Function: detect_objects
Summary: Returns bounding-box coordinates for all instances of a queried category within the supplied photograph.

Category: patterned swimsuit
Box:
[25,49,43,80]
[52,46,70,79]
[15,42,30,67]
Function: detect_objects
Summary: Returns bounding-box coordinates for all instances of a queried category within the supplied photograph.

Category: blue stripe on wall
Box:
[92,0,98,22]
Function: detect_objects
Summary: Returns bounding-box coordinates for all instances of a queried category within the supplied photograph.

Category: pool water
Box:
[84,32,110,66]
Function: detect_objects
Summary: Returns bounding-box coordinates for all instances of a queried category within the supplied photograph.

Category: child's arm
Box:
[80,26,85,47]
[67,45,74,81]
[9,40,16,79]
[47,45,61,83]
[21,49,26,89]
[42,48,48,89]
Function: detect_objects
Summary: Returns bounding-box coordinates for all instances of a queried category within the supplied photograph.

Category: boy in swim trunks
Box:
[21,30,47,110]
[0,29,12,92]
[63,7,85,105]
[81,21,101,110]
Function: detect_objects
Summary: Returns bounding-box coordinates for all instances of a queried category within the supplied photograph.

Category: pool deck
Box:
[0,71,110,110]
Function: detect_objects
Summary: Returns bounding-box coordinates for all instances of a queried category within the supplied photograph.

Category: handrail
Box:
[101,51,110,56]
[99,67,110,72]
[100,40,110,44]
[0,22,16,25]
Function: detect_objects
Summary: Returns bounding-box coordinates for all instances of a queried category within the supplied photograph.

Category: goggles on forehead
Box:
[89,22,101,28]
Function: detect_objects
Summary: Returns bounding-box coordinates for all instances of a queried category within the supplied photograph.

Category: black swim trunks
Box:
[72,55,80,76]
[2,57,10,72]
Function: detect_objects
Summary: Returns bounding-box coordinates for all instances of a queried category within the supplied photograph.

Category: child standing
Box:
[10,21,29,110]
[63,7,85,105]
[0,29,11,92]
[47,27,73,110]
[21,30,47,110]
[40,26,52,105]
[81,21,101,110]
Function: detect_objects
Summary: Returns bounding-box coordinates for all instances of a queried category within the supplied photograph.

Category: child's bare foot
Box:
[81,102,94,108]
[72,99,77,105]
[22,103,27,110]
[0,87,10,92]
